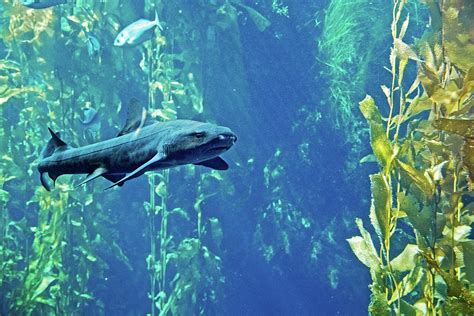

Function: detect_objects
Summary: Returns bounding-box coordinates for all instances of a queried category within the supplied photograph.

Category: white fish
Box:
[21,0,67,9]
[114,10,163,47]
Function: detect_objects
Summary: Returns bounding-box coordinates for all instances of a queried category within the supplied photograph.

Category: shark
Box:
[38,99,237,191]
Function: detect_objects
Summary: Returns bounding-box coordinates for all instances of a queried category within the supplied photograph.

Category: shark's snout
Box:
[218,133,237,143]
[206,131,237,153]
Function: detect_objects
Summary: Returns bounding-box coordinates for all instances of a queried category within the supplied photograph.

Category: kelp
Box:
[140,1,250,314]
[348,0,474,314]
[2,0,257,313]
[0,1,134,314]
[318,0,392,173]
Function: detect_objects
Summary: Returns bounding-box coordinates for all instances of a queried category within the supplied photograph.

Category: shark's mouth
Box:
[206,134,237,152]
[209,145,232,152]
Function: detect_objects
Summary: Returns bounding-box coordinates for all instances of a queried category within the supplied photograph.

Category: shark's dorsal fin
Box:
[117,98,154,137]
[195,157,229,170]
[48,128,68,148]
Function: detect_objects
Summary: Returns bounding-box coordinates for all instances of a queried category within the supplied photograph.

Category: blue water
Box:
[0,0,425,315]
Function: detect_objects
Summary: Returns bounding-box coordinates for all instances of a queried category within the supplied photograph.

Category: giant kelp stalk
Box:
[141,1,227,314]
[0,1,129,314]
[317,0,390,171]
[348,0,474,314]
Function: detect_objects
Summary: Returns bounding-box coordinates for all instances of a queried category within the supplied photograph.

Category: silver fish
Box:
[114,10,163,47]
[21,0,67,9]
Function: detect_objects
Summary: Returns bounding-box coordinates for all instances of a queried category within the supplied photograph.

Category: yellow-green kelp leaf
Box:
[398,191,432,238]
[442,225,472,242]
[460,66,474,98]
[32,275,56,301]
[360,95,384,125]
[433,118,474,138]
[389,264,424,304]
[368,286,390,316]
[0,86,44,106]
[396,159,434,198]
[404,95,432,120]
[155,181,167,198]
[369,173,392,239]
[462,241,474,283]
[422,250,474,310]
[347,218,381,272]
[433,119,474,181]
[463,139,474,183]
[399,299,419,316]
[390,244,419,272]
[359,95,394,171]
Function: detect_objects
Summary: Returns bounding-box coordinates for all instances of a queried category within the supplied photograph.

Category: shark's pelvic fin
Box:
[117,98,155,137]
[76,167,108,187]
[39,171,60,191]
[104,151,166,190]
[195,157,229,170]
[40,172,52,191]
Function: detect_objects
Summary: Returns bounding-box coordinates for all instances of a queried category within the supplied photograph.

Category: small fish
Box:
[114,10,163,47]
[80,107,98,125]
[21,0,67,9]
[86,32,101,57]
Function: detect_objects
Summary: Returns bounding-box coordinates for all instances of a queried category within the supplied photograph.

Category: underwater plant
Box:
[348,0,474,314]
[0,1,135,314]
[317,0,391,173]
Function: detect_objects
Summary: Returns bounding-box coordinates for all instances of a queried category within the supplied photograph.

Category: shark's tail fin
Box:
[39,128,69,191]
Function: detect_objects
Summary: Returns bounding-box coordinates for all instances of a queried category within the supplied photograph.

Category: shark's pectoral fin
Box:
[195,157,229,170]
[76,167,108,187]
[102,174,126,185]
[104,152,166,190]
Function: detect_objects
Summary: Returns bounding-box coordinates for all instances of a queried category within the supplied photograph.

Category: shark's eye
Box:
[190,132,205,138]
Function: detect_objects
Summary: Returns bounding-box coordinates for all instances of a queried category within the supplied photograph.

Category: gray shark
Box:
[38,99,237,191]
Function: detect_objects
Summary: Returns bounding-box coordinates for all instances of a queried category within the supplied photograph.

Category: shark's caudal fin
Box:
[117,98,154,137]
[39,128,70,191]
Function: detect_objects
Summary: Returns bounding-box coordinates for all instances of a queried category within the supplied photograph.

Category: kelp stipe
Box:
[140,1,237,314]
[348,0,474,314]
[1,1,134,314]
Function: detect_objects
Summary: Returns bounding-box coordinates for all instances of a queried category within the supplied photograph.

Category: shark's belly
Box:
[44,137,157,175]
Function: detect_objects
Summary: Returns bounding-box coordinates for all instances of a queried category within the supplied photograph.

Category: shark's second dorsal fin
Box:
[117,98,154,137]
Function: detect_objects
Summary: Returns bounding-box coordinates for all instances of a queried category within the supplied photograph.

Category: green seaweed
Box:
[348,0,474,314]
[318,0,391,173]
